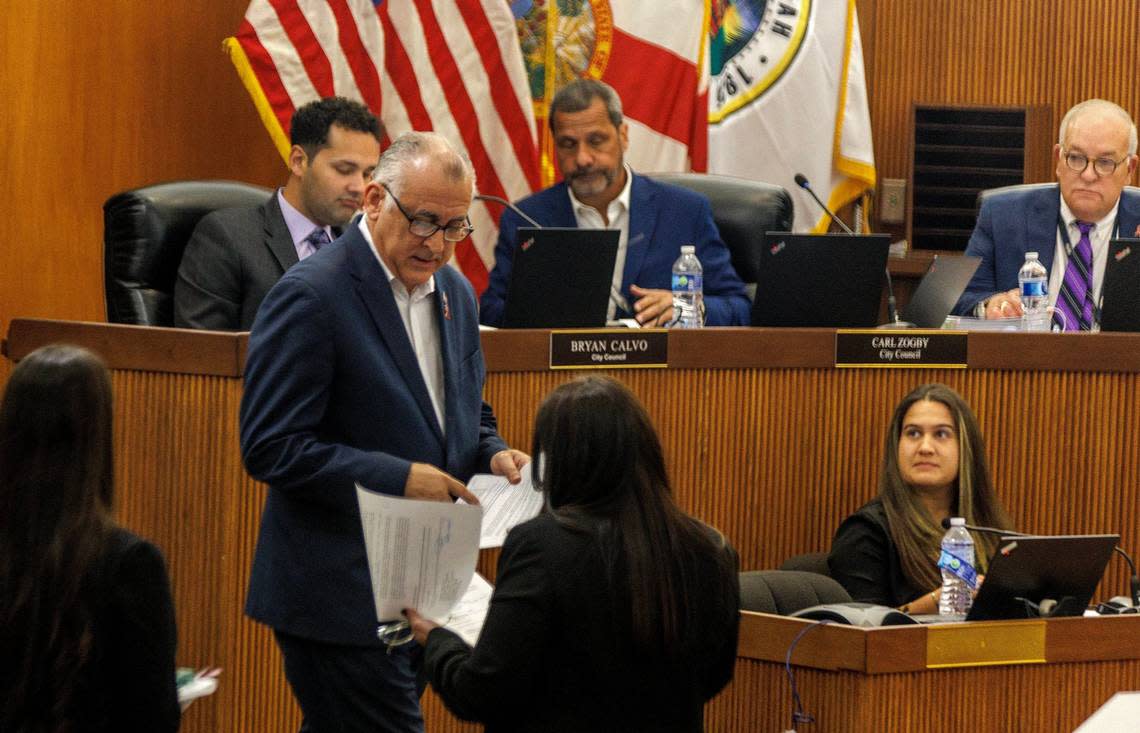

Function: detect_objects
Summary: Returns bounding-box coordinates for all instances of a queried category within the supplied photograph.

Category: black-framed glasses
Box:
[381,183,474,242]
[1062,149,1130,176]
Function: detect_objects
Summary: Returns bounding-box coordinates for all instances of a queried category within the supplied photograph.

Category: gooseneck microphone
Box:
[793,173,854,235]
[940,518,1140,607]
[794,173,907,327]
[474,193,541,228]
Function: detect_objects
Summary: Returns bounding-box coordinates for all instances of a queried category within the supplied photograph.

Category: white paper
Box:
[355,485,483,623]
[1075,691,1140,732]
[444,573,494,647]
[463,463,543,548]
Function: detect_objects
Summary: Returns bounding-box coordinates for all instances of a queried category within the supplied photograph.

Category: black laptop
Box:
[501,228,620,328]
[902,255,982,328]
[966,534,1119,621]
[1098,238,1140,332]
[751,233,891,327]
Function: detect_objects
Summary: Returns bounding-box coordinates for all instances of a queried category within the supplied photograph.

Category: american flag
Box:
[225,0,540,295]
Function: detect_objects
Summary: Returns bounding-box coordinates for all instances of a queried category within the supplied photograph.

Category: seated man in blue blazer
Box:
[479,79,750,328]
[953,98,1140,329]
[240,131,529,733]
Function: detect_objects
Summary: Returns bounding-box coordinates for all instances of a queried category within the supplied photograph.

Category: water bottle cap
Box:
[949,517,965,526]
[680,245,695,254]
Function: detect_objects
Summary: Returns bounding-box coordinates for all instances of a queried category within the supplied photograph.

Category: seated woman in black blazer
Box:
[0,345,180,732]
[405,375,740,732]
[828,383,1014,614]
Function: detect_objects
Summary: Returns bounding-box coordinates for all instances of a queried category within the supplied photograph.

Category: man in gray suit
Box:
[174,97,383,330]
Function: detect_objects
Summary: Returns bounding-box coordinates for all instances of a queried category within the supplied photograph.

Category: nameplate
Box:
[835,330,968,369]
[549,330,668,369]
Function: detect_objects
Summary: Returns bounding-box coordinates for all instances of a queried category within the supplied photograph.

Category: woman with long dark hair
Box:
[405,376,740,732]
[828,383,1014,612]
[0,344,180,732]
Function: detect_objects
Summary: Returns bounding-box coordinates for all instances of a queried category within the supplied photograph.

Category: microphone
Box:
[794,173,908,328]
[939,518,1140,607]
[794,173,854,235]
[474,193,541,228]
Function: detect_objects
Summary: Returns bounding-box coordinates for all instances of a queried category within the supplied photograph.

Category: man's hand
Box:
[404,462,479,504]
[403,607,439,646]
[629,285,676,327]
[490,449,530,484]
[983,288,1024,319]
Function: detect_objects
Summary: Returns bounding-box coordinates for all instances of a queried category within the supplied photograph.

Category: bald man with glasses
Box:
[953,99,1140,329]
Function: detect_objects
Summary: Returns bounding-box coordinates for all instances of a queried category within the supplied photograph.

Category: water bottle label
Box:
[937,548,978,589]
[672,273,702,292]
[1021,280,1047,297]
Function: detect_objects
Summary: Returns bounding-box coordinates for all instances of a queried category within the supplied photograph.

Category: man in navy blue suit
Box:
[240,131,529,733]
[479,79,751,327]
[954,99,1140,326]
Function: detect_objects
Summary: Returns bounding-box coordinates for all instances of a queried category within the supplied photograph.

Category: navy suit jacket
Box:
[240,223,508,645]
[953,184,1140,315]
[479,174,751,326]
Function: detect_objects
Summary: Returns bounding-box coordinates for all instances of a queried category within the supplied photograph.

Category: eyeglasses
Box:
[1062,149,1130,176]
[381,183,474,242]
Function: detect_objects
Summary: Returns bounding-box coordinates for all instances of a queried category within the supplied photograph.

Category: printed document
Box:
[464,463,543,548]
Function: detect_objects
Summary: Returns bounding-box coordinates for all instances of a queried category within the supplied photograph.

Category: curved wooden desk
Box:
[6,319,1140,731]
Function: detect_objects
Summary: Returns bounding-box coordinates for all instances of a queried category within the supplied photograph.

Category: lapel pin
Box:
[441,291,451,321]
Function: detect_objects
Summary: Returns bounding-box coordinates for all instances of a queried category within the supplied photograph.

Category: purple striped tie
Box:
[1053,222,1095,331]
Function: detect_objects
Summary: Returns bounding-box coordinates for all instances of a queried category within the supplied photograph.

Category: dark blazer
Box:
[479,174,751,326]
[75,528,180,732]
[953,184,1140,315]
[422,513,740,733]
[827,498,926,608]
[174,193,300,330]
[239,222,508,646]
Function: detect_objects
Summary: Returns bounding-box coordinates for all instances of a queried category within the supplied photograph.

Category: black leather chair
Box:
[649,172,794,294]
[103,180,273,326]
[778,552,832,577]
[739,570,852,615]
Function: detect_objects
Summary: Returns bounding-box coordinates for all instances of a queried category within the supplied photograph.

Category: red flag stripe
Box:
[603,27,699,146]
[236,18,296,134]
[689,89,709,172]
[375,5,433,131]
[268,0,336,99]
[412,0,511,202]
[454,3,540,191]
[453,240,489,294]
[327,0,383,112]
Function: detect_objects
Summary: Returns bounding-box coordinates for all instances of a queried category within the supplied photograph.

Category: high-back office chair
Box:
[778,552,832,577]
[976,182,1140,214]
[103,180,272,326]
[649,172,794,295]
[739,570,851,615]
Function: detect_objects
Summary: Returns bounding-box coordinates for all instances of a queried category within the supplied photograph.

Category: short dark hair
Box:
[290,96,383,156]
[548,78,623,132]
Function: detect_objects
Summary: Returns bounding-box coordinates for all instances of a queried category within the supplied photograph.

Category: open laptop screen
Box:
[751,233,890,328]
[501,227,620,329]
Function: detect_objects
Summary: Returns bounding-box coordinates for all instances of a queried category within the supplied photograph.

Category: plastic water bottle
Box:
[1018,252,1049,332]
[938,517,977,617]
[671,245,703,328]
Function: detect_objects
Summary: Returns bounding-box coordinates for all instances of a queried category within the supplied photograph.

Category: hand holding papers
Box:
[355,485,482,645]
[463,463,543,548]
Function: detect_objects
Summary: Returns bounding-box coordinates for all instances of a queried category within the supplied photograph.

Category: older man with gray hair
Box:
[954,98,1140,329]
[240,131,529,732]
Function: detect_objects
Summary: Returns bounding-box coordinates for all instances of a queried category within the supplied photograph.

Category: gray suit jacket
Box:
[174,193,300,331]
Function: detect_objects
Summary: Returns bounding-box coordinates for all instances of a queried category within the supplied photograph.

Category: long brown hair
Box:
[0,345,115,732]
[879,383,1013,590]
[531,376,737,656]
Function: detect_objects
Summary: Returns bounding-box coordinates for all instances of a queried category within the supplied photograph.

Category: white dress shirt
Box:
[567,164,634,321]
[358,218,445,433]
